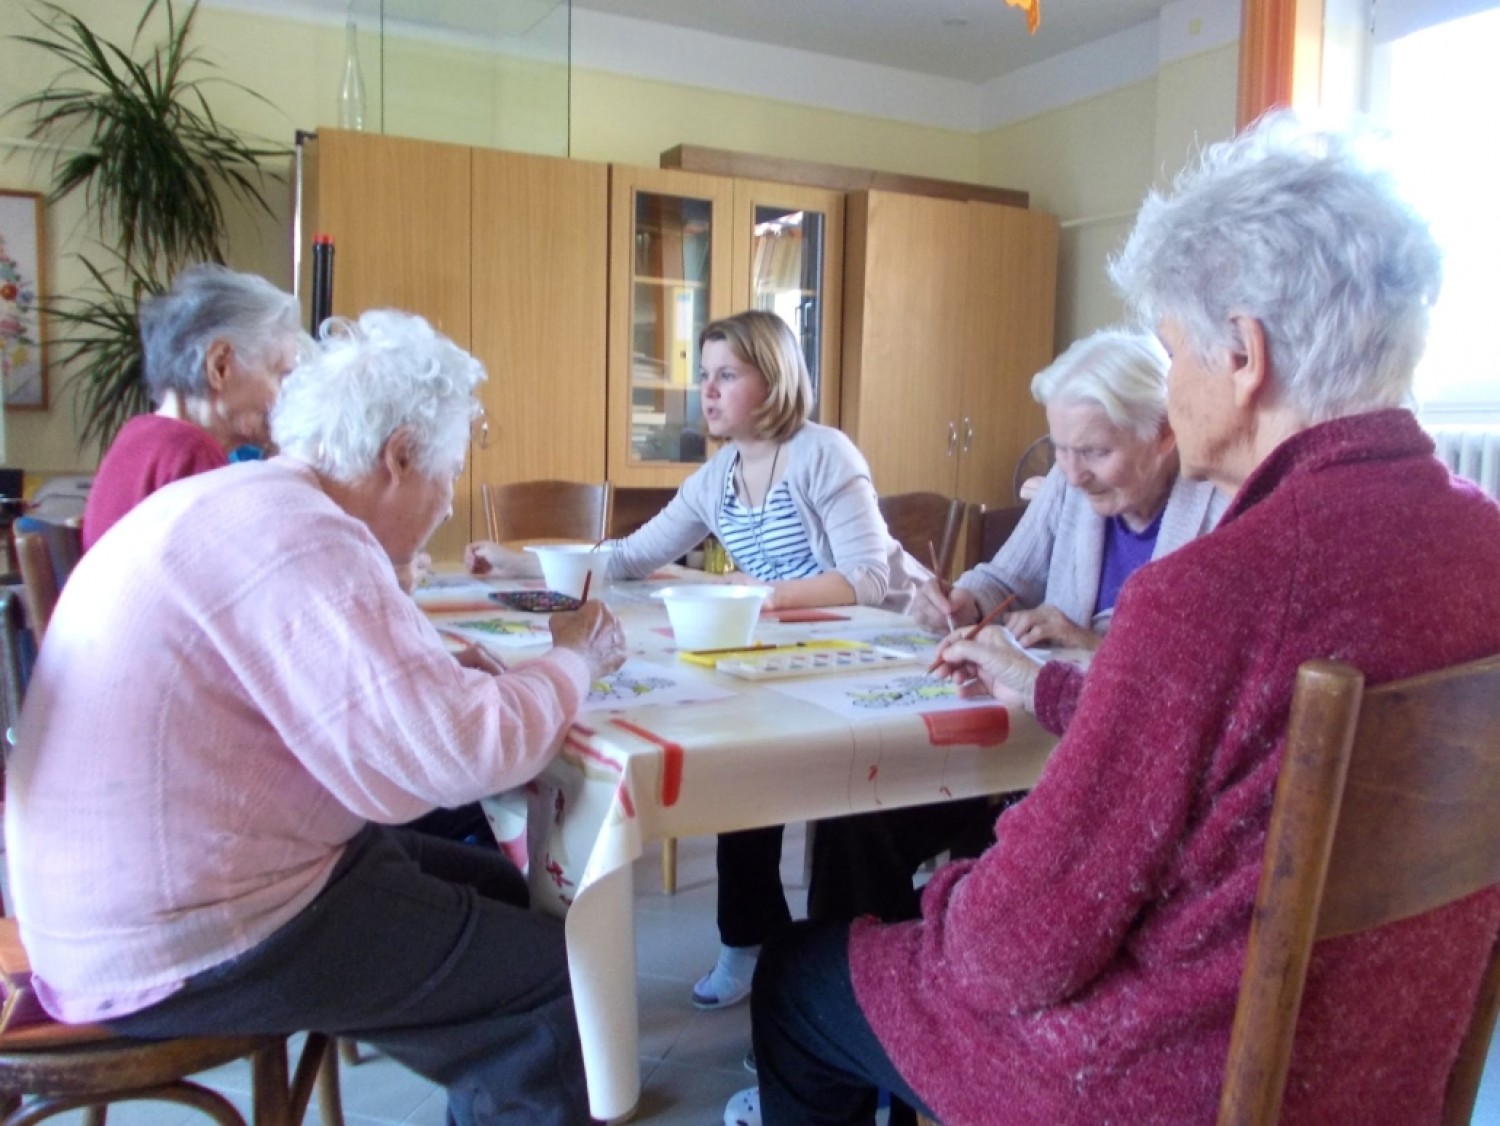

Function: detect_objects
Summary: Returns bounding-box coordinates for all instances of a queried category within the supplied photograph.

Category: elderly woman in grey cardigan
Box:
[913,327,1226,649]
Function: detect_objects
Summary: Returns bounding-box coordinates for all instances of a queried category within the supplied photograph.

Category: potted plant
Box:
[5,0,286,449]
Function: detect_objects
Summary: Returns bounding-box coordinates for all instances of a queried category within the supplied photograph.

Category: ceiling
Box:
[569,0,1171,83]
[357,0,1175,85]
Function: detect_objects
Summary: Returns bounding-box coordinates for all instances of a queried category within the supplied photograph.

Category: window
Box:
[1367,1,1500,421]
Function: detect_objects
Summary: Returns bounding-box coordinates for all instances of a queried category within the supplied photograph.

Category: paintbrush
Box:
[927,592,1019,674]
[927,539,956,633]
[580,571,594,603]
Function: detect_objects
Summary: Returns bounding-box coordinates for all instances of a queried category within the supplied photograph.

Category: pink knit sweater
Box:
[849,410,1500,1124]
[5,458,591,1023]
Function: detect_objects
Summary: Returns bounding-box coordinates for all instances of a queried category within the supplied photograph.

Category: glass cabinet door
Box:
[734,182,844,426]
[609,167,733,487]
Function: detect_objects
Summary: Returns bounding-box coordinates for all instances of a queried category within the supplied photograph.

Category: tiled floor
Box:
[21,825,1500,1124]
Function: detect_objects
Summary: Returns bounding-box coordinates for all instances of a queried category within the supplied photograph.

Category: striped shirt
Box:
[720,468,821,581]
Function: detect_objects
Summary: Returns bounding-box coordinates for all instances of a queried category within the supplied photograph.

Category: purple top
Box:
[1095,508,1163,614]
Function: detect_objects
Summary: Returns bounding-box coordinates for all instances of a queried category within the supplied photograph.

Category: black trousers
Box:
[108,825,590,1126]
[717,825,793,947]
[807,795,1000,924]
[752,920,936,1125]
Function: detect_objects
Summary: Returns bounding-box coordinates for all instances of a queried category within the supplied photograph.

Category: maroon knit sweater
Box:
[849,409,1500,1124]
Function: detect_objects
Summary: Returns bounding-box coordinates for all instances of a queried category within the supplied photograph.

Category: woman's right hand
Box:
[933,625,1044,711]
[464,540,542,579]
[550,601,627,681]
[910,579,981,634]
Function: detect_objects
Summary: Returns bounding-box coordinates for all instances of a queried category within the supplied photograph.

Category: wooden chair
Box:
[876,492,964,580]
[961,502,1027,573]
[481,480,612,544]
[1012,435,1054,504]
[1219,655,1500,1125]
[11,520,81,645]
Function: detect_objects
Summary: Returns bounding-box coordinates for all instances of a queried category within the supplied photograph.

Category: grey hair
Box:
[138,264,304,403]
[1031,328,1169,441]
[270,309,485,484]
[1109,111,1443,424]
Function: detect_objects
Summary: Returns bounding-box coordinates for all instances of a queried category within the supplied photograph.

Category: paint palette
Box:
[713,642,925,680]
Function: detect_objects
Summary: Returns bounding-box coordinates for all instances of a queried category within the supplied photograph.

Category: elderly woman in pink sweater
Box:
[727,115,1500,1126]
[6,310,626,1125]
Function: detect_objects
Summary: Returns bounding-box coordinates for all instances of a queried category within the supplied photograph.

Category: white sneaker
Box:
[724,1086,761,1126]
[691,944,758,1010]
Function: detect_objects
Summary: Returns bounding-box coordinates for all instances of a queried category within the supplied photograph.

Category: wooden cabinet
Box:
[607,166,734,489]
[840,190,1058,512]
[299,130,607,562]
[731,180,844,427]
[606,168,846,488]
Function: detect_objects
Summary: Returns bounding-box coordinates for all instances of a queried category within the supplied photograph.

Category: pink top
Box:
[5,458,591,1023]
[82,414,229,550]
[849,410,1500,1124]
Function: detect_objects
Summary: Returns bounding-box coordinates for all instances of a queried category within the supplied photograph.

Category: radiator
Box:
[1428,425,1500,500]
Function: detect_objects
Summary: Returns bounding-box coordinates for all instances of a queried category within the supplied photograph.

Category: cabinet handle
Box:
[477,418,490,450]
[946,421,958,457]
[961,417,974,454]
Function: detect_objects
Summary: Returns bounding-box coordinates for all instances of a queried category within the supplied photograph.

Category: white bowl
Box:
[653,584,770,651]
[525,544,615,600]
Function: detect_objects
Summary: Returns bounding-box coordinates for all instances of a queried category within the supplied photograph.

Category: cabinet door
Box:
[469,150,608,497]
[731,180,844,427]
[607,166,734,488]
[307,128,475,562]
[955,203,1059,510]
[841,191,970,498]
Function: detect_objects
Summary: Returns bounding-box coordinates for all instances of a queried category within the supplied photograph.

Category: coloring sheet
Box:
[768,668,1002,719]
[436,615,552,649]
[581,659,736,713]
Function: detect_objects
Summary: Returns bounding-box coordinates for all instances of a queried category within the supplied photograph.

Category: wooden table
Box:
[417,569,1060,1121]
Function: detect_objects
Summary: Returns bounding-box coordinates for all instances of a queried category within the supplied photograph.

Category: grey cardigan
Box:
[608,423,926,611]
[955,464,1228,634]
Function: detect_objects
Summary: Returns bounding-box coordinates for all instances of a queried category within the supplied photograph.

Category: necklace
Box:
[735,443,783,578]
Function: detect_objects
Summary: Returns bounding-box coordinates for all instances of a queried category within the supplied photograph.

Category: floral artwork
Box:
[0,191,46,410]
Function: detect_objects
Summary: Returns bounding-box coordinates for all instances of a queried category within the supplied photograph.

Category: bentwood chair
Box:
[11,520,81,645]
[876,493,964,581]
[961,502,1027,573]
[1012,435,1055,504]
[481,480,612,545]
[1218,655,1500,1125]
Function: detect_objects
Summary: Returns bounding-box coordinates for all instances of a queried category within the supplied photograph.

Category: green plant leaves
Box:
[4,0,290,450]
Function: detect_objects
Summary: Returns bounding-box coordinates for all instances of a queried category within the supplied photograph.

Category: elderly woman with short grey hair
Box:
[81,263,308,549]
[8,309,626,1126]
[912,325,1227,650]
[734,114,1500,1126]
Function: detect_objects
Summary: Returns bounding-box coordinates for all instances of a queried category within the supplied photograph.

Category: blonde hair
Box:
[700,310,812,442]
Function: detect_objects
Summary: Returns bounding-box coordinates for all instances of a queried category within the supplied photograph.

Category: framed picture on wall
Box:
[0,189,47,411]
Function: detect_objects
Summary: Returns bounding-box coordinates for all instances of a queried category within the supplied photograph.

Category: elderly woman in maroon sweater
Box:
[728,114,1500,1126]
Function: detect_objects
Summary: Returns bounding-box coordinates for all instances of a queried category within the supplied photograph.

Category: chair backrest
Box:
[877,492,964,579]
[0,590,30,761]
[1013,435,1055,504]
[1219,654,1500,1126]
[12,519,82,644]
[961,502,1027,573]
[481,480,613,545]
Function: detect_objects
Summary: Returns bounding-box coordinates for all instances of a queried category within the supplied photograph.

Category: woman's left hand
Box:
[394,552,433,595]
[1003,603,1100,650]
[934,625,1045,711]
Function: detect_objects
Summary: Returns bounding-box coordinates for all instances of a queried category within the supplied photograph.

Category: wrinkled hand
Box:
[1003,603,1100,650]
[933,625,1044,711]
[452,642,507,676]
[910,579,980,634]
[464,541,541,579]
[549,601,627,680]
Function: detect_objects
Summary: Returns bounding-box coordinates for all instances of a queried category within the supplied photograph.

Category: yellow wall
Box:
[977,42,1239,349]
[570,69,978,179]
[0,2,1235,475]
